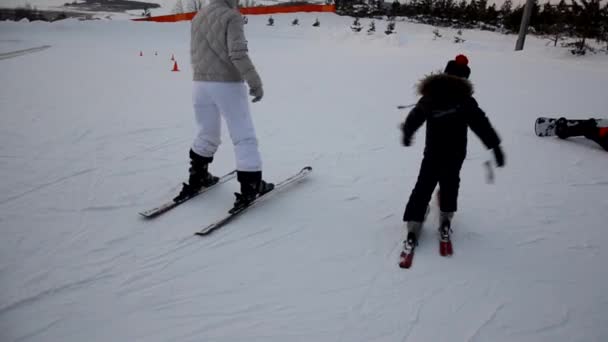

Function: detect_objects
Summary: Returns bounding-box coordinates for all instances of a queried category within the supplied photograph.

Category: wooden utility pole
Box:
[515,0,535,51]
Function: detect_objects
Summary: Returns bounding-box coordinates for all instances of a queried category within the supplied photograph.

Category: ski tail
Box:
[139,170,237,218]
[439,240,453,256]
[399,249,415,269]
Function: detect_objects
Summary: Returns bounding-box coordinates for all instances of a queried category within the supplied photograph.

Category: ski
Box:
[399,245,415,269]
[439,239,453,257]
[399,221,453,269]
[439,225,453,257]
[399,209,429,269]
[397,104,415,110]
[399,231,421,269]
[195,166,312,236]
[139,170,237,219]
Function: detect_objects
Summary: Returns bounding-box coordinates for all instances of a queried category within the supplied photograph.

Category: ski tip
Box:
[439,241,453,257]
[139,212,153,219]
[195,230,214,237]
[399,262,412,269]
[399,251,414,269]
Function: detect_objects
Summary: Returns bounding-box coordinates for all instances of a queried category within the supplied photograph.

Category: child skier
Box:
[399,55,505,267]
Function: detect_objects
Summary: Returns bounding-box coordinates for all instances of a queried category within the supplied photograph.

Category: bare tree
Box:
[185,0,205,12]
[433,28,442,39]
[173,0,184,14]
[239,0,256,7]
[569,0,602,55]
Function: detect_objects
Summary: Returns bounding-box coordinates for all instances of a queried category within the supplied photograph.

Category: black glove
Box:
[400,123,412,146]
[493,146,505,167]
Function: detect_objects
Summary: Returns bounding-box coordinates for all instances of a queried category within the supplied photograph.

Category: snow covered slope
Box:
[1,12,608,342]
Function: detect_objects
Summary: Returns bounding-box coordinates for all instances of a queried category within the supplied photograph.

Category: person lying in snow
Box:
[399,54,505,254]
[555,118,608,151]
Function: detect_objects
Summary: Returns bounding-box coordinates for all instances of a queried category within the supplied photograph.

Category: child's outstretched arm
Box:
[467,98,500,148]
[400,97,429,146]
[467,98,504,166]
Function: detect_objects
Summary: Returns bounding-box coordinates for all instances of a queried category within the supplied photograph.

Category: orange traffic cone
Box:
[139,51,143,56]
[170,54,175,61]
[172,61,180,72]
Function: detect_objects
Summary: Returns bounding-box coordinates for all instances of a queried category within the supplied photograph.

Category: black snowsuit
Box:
[556,119,608,151]
[592,128,608,151]
[401,73,501,222]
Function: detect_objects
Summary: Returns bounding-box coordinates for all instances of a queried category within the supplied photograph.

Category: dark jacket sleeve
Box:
[466,97,501,149]
[401,97,429,140]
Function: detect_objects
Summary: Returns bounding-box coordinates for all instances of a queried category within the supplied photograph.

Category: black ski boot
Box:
[555,117,569,139]
[404,231,418,251]
[556,117,597,139]
[579,119,599,138]
[438,221,453,242]
[232,171,275,210]
[174,150,219,202]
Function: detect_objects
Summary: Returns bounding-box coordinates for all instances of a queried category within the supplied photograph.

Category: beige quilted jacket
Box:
[190,0,262,91]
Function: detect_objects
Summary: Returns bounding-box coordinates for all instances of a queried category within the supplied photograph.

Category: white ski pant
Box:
[191,81,262,172]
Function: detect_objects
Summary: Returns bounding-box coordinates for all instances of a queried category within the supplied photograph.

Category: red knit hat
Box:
[455,54,468,65]
[444,54,471,78]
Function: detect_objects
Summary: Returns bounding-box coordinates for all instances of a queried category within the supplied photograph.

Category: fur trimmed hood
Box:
[417,73,474,101]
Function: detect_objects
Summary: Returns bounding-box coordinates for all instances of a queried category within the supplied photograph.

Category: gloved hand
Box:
[400,122,413,146]
[402,134,413,147]
[249,85,263,103]
[493,145,505,167]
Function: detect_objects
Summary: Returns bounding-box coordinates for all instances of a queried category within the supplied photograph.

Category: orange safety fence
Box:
[241,4,335,15]
[133,4,335,23]
[132,12,196,22]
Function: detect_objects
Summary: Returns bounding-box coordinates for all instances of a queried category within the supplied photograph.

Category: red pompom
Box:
[455,54,468,65]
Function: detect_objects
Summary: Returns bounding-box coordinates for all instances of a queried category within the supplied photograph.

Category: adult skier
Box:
[176,0,274,208]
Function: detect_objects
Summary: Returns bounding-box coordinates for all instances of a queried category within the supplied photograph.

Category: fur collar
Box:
[417,73,474,100]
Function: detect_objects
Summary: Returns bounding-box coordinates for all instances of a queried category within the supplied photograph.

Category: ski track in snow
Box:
[0,168,96,206]
[0,271,112,317]
[401,287,451,342]
[13,317,64,342]
[0,45,51,60]
[466,303,506,342]
[509,308,572,338]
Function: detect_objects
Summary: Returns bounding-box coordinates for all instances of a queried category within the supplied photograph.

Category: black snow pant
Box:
[403,155,465,222]
[558,120,608,151]
[585,129,608,151]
